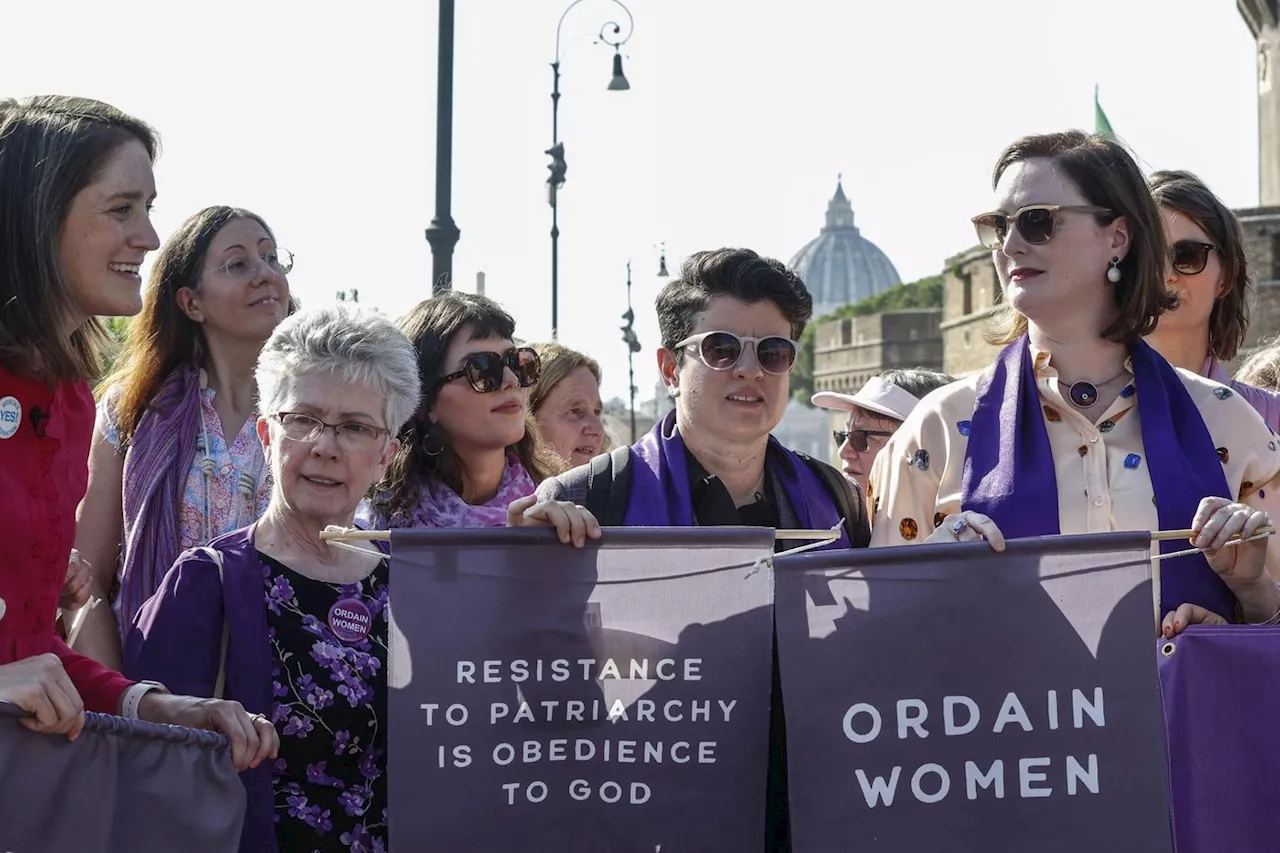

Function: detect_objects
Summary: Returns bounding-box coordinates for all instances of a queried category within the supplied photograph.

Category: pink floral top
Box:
[100,383,272,553]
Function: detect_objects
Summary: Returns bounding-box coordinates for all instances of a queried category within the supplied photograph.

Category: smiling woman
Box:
[71,206,296,669]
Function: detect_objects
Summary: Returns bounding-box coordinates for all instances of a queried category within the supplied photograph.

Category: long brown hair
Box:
[984,130,1175,346]
[0,96,158,381]
[101,206,279,443]
[1150,170,1251,362]
[371,293,559,524]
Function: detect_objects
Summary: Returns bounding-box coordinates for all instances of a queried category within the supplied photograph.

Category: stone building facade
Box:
[812,309,944,394]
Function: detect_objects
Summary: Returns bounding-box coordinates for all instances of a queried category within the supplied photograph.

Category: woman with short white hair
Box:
[125,303,421,853]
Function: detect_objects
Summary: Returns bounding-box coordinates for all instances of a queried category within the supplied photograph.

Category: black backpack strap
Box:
[584,445,633,526]
[795,452,870,548]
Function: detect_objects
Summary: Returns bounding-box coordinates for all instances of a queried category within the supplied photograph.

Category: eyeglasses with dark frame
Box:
[674,331,799,375]
[436,347,542,394]
[271,412,390,448]
[970,204,1115,250]
[834,428,895,453]
[1169,240,1220,276]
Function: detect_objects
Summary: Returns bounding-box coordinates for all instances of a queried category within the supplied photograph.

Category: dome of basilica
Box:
[788,178,901,318]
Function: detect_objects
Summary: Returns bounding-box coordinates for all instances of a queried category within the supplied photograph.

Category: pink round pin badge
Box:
[328,598,372,643]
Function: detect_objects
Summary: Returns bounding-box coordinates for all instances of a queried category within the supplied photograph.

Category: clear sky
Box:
[2,1,1262,403]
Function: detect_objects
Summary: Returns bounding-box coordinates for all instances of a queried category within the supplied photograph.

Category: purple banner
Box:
[1159,625,1280,852]
[0,703,245,853]
[388,526,776,853]
[774,532,1174,853]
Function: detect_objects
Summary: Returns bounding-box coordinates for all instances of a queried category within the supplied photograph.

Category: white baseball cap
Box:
[811,376,919,422]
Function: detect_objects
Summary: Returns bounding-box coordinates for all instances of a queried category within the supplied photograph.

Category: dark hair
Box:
[101,206,284,443]
[372,293,558,523]
[1150,169,1251,362]
[984,131,1175,346]
[655,248,814,350]
[0,95,159,380]
[878,367,955,400]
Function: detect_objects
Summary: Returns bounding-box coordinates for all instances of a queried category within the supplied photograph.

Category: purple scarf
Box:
[960,337,1234,619]
[403,453,537,529]
[622,412,851,549]
[118,365,202,638]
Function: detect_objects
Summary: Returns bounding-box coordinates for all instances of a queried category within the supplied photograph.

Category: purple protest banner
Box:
[0,702,245,852]
[387,526,776,852]
[1159,625,1280,852]
[774,532,1174,853]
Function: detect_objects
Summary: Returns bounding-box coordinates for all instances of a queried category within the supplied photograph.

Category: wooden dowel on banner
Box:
[318,527,841,543]
[1152,525,1275,542]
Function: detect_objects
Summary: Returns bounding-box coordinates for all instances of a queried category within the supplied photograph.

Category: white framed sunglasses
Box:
[674,331,799,375]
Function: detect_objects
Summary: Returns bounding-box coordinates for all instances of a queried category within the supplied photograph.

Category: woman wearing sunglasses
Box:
[812,368,954,496]
[73,206,294,670]
[870,131,1280,638]
[367,293,565,531]
[1144,170,1280,430]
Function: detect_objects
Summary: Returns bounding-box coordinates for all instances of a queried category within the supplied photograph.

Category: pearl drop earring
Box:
[1106,256,1122,283]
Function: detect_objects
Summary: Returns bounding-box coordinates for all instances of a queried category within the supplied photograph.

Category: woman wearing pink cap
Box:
[812,368,953,496]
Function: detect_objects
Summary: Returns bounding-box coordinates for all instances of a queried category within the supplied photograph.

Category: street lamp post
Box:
[548,0,634,339]
[425,0,461,295]
[620,261,642,443]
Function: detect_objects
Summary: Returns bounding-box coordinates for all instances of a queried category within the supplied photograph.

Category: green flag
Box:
[1095,85,1114,136]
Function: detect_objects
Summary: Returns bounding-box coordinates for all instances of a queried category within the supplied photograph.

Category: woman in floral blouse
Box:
[124,304,420,853]
[74,206,294,670]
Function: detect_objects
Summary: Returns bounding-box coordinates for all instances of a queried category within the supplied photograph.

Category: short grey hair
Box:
[256,303,421,432]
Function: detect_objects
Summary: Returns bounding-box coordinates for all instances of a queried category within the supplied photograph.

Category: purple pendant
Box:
[328,598,372,644]
[1068,381,1099,408]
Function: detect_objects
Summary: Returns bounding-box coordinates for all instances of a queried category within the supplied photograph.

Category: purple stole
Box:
[960,337,1235,620]
[118,365,203,637]
[622,412,851,550]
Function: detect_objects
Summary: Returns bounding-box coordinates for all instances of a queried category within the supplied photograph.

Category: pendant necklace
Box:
[1060,369,1128,409]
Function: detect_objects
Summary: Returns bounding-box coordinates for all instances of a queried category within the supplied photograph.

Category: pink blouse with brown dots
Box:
[869,349,1280,578]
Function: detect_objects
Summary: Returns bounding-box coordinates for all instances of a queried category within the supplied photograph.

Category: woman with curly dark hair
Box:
[366,293,561,529]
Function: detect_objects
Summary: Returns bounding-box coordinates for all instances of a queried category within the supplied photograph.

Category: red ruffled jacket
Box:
[0,366,132,712]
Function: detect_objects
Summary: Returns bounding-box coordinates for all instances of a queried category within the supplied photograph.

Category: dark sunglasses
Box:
[971,204,1115,250]
[436,347,541,393]
[1170,240,1219,276]
[834,428,895,453]
[675,331,799,375]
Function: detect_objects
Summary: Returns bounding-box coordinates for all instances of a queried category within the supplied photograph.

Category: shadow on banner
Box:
[774,531,1174,853]
[0,702,245,853]
[1159,625,1280,852]
[387,526,775,853]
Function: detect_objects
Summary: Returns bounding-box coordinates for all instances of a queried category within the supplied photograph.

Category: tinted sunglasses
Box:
[1170,240,1219,276]
[437,347,541,393]
[971,204,1115,250]
[834,428,895,453]
[675,331,798,375]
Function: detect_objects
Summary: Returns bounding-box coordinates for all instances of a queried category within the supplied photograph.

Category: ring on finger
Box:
[951,517,969,537]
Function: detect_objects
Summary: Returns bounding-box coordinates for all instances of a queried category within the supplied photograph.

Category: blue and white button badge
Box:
[0,396,20,440]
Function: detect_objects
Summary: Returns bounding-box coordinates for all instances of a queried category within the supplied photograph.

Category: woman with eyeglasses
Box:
[870,131,1280,639]
[1144,170,1280,430]
[812,368,954,496]
[73,206,294,670]
[365,292,579,535]
[125,304,419,853]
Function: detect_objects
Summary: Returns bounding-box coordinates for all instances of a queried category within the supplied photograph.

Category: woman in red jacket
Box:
[0,95,276,770]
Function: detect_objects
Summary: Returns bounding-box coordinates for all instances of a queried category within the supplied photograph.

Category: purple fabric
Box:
[0,703,247,853]
[118,364,202,638]
[623,411,851,548]
[1158,625,1280,852]
[1203,355,1280,434]
[961,337,1234,620]
[124,525,276,853]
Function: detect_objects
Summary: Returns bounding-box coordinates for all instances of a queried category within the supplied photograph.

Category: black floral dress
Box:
[261,551,390,853]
